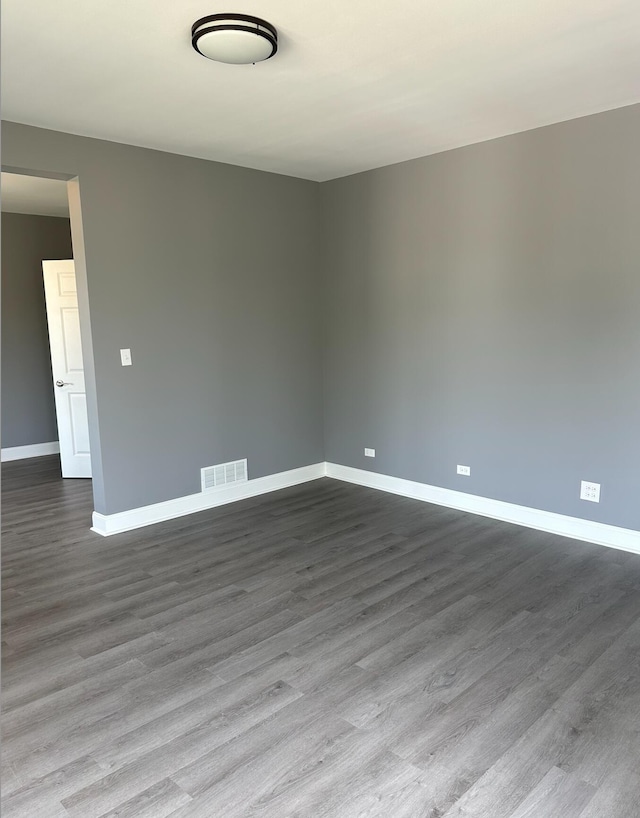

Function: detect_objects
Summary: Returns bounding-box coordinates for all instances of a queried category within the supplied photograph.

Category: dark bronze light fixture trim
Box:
[192,14,278,64]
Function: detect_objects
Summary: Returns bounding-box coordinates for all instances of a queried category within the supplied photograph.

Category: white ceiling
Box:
[1,173,70,217]
[2,1,639,181]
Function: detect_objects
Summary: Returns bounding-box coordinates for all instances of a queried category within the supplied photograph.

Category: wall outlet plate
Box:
[457,464,471,476]
[120,348,132,366]
[580,481,600,502]
[364,448,375,457]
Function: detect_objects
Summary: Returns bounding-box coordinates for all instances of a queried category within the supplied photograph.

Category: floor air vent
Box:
[201,459,248,492]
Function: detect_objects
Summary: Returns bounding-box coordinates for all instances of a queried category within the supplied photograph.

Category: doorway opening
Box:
[1,171,92,483]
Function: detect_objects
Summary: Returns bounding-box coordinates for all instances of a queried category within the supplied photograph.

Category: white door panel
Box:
[42,259,91,478]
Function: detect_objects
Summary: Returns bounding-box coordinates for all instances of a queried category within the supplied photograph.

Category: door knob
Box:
[55,380,73,387]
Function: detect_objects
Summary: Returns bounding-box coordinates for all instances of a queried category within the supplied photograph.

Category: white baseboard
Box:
[325,463,640,555]
[91,462,326,536]
[1,441,60,462]
[89,459,639,553]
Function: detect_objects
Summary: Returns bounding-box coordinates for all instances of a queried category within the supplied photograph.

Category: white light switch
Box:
[120,348,132,366]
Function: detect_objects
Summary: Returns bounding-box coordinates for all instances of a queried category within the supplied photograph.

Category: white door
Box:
[42,260,91,478]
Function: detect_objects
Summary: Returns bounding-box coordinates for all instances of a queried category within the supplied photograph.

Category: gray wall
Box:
[3,105,639,532]
[1,212,72,449]
[322,104,640,531]
[2,122,324,515]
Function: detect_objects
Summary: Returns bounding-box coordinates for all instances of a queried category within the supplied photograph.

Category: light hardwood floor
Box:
[2,455,640,817]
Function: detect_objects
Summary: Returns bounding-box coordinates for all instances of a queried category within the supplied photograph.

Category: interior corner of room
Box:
[2,102,639,547]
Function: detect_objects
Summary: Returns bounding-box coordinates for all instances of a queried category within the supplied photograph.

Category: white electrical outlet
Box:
[364,448,375,458]
[580,481,600,503]
[120,348,132,366]
[457,465,471,476]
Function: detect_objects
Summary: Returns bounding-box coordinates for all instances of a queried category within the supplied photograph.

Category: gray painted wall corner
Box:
[2,121,324,515]
[321,104,640,532]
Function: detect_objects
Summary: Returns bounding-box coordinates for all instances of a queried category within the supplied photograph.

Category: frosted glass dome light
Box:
[192,14,278,65]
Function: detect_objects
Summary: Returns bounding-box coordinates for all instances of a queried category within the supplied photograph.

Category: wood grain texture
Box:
[2,455,640,817]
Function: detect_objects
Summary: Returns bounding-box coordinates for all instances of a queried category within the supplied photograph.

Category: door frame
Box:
[1,166,105,514]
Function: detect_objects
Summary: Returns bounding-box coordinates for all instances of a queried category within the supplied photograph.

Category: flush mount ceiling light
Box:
[191,14,278,65]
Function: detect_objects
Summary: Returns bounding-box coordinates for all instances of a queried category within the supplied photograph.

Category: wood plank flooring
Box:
[2,455,640,817]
